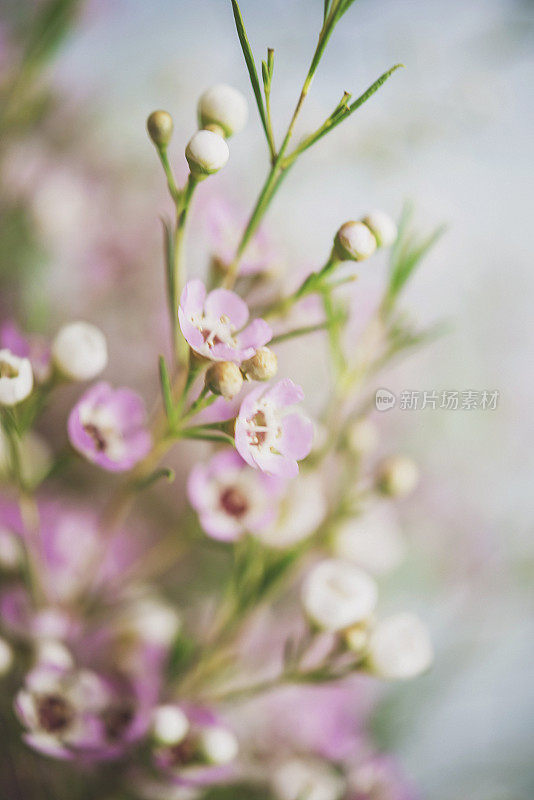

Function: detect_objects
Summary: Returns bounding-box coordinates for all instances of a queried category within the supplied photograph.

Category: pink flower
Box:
[178,279,272,362]
[68,382,151,472]
[1,320,52,383]
[187,450,284,542]
[235,379,314,478]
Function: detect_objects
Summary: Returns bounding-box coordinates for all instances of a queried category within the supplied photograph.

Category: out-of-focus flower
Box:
[0,349,33,405]
[256,471,326,548]
[242,346,278,382]
[52,322,108,382]
[376,455,419,498]
[178,280,272,362]
[68,382,151,472]
[0,636,13,676]
[347,418,379,457]
[154,705,238,786]
[14,663,110,760]
[198,84,248,138]
[186,130,229,178]
[349,754,418,800]
[187,449,283,542]
[272,757,345,800]
[114,593,181,651]
[301,559,378,632]
[205,361,243,400]
[152,705,190,746]
[332,504,405,576]
[147,110,174,147]
[334,221,377,262]
[206,198,280,276]
[362,210,398,248]
[1,321,52,384]
[0,429,52,488]
[235,379,313,477]
[367,613,433,680]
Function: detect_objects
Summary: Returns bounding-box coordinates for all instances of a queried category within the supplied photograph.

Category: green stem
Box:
[157,146,181,202]
[173,174,198,364]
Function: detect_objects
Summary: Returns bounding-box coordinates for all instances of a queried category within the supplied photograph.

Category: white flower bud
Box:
[185,130,229,179]
[0,350,33,406]
[120,596,181,648]
[147,110,174,147]
[272,758,345,800]
[152,704,189,746]
[334,221,377,262]
[376,455,419,498]
[301,558,378,632]
[367,612,433,680]
[205,361,243,400]
[35,639,74,669]
[0,636,14,676]
[198,83,248,138]
[199,726,239,765]
[242,347,278,382]
[52,322,108,381]
[363,210,398,248]
[347,418,378,456]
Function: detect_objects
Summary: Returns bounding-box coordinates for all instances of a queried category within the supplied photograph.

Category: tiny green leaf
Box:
[230,0,270,145]
[159,355,176,426]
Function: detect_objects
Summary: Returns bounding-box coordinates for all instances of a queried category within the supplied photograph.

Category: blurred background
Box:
[0,0,533,797]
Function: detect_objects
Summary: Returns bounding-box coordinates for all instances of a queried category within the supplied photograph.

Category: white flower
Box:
[52,322,108,381]
[199,726,239,765]
[152,705,189,746]
[0,636,13,676]
[198,83,248,138]
[367,612,433,679]
[334,221,377,262]
[333,504,405,576]
[185,130,229,178]
[363,210,398,248]
[301,558,378,632]
[272,758,345,800]
[376,455,419,498]
[34,639,74,670]
[257,473,327,548]
[0,349,33,406]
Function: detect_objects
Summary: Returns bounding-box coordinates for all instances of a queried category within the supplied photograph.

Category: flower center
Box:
[168,734,198,767]
[246,404,281,453]
[0,360,19,379]
[84,422,108,452]
[37,694,74,733]
[192,312,237,350]
[103,703,134,741]
[220,486,248,518]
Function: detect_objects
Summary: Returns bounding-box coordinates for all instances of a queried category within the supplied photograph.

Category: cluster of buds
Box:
[301,558,433,680]
[148,84,248,183]
[205,346,278,400]
[333,209,398,263]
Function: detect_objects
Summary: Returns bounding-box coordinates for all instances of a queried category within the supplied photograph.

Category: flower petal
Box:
[264,378,304,408]
[280,413,314,460]
[204,288,249,329]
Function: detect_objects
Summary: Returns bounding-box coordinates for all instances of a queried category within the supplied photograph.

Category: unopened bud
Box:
[185,130,229,179]
[334,221,377,262]
[376,455,419,498]
[206,361,243,400]
[198,84,248,138]
[241,347,278,382]
[347,418,378,456]
[152,704,189,746]
[147,110,174,148]
[363,210,398,248]
[52,322,108,382]
[199,726,239,765]
[0,350,33,406]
